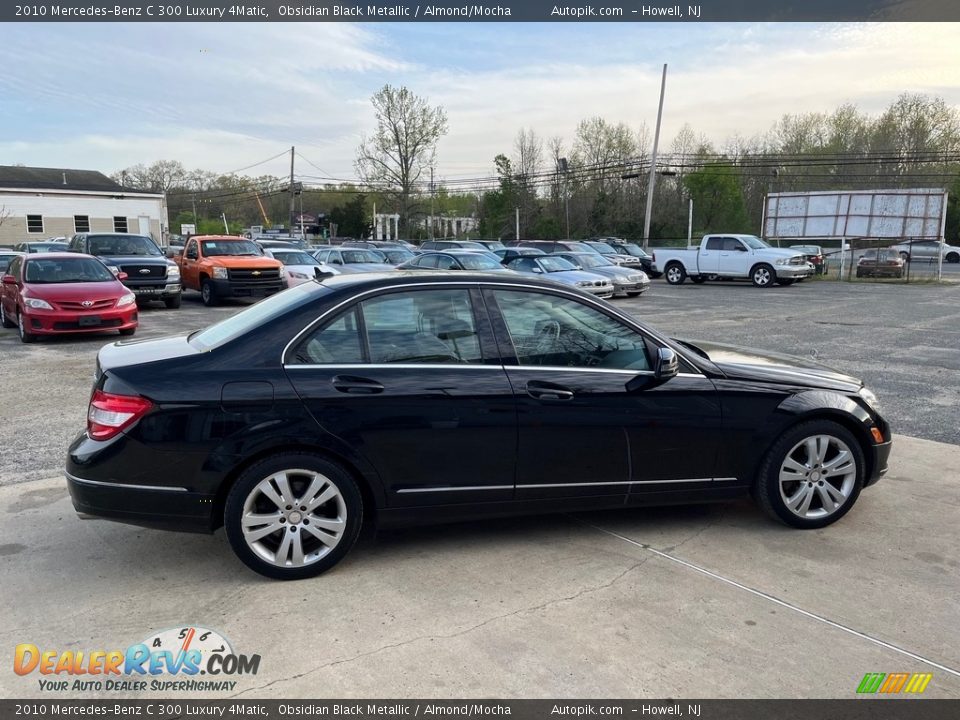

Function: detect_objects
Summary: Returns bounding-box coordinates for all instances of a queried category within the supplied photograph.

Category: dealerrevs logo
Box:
[14,626,260,693]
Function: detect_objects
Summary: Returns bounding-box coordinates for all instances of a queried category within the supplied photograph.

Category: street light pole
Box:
[642,63,668,250]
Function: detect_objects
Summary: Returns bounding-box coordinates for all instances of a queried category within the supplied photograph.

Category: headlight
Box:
[116,293,137,307]
[775,258,789,266]
[289,271,308,280]
[24,298,53,310]
[575,280,592,287]
[166,265,180,278]
[858,387,881,413]
[212,266,228,279]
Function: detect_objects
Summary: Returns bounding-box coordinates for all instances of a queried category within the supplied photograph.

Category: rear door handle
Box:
[526,380,574,401]
[332,375,384,394]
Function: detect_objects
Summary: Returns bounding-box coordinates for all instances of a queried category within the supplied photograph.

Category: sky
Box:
[0,22,958,185]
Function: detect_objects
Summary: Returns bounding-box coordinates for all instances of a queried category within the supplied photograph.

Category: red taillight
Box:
[87,390,153,441]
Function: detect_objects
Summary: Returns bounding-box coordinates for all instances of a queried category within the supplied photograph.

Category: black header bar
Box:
[4,0,960,22]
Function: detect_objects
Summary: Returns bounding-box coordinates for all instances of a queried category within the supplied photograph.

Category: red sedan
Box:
[1,253,138,343]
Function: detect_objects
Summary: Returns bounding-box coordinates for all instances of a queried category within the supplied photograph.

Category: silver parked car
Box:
[888,240,960,264]
[551,252,650,297]
[505,255,615,298]
[311,248,395,274]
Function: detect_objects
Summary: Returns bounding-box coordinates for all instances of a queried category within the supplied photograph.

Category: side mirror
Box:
[654,347,679,380]
[736,245,748,252]
[314,267,334,280]
[117,272,129,281]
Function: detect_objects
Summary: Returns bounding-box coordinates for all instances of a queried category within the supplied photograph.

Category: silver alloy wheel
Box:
[778,434,857,520]
[240,469,347,568]
[666,266,683,283]
[201,283,212,303]
[753,266,772,286]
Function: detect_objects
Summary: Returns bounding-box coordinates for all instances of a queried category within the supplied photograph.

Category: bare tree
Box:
[0,205,10,232]
[355,85,448,236]
[513,128,543,236]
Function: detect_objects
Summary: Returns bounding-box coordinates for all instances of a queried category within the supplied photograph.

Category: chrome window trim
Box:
[280,279,705,377]
[66,471,188,493]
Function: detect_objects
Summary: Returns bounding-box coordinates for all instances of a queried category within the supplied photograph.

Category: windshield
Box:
[27,243,69,253]
[24,257,115,283]
[201,240,262,256]
[621,243,649,258]
[741,235,771,250]
[587,242,617,253]
[189,283,324,351]
[569,254,607,268]
[383,250,415,264]
[343,249,387,264]
[88,234,161,257]
[479,240,506,250]
[539,256,577,272]
[272,251,319,266]
[458,254,502,270]
[565,242,598,253]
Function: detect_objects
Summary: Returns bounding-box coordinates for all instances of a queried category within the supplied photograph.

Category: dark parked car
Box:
[608,241,661,278]
[68,232,182,309]
[66,273,891,580]
[398,250,512,272]
[494,247,545,264]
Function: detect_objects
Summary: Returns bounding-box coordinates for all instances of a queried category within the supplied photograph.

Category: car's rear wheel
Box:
[200,280,218,307]
[899,251,910,263]
[225,454,363,580]
[755,420,865,529]
[664,263,686,285]
[751,263,776,288]
[0,302,14,329]
[17,310,36,343]
[164,294,182,309]
[946,252,959,264]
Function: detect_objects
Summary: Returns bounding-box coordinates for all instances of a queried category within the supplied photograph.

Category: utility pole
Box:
[429,167,435,240]
[687,199,693,245]
[288,146,295,232]
[515,207,520,241]
[372,202,376,240]
[191,194,198,228]
[221,212,229,234]
[643,63,668,250]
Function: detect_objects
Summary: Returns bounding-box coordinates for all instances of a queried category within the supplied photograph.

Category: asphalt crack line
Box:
[228,557,651,698]
[579,519,960,679]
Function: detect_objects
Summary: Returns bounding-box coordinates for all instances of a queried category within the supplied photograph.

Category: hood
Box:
[25,279,127,301]
[339,263,396,273]
[97,332,199,374]
[205,255,283,268]
[757,247,806,260]
[545,270,611,284]
[675,338,862,392]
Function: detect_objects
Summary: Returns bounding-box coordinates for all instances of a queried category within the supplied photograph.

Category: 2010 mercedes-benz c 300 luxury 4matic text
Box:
[66,272,891,579]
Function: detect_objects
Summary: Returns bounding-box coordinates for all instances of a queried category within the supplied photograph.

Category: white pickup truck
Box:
[652,234,814,287]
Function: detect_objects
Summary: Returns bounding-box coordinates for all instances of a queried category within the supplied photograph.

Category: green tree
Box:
[328,195,369,238]
[355,85,448,237]
[683,165,750,234]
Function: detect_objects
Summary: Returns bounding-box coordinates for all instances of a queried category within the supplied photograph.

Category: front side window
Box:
[493,290,650,371]
[290,289,482,365]
[722,238,745,252]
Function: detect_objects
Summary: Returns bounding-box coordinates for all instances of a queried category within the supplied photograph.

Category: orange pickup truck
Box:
[176,235,285,306]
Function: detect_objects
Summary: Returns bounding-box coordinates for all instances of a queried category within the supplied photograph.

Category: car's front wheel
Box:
[946,252,959,264]
[17,310,36,344]
[164,294,182,309]
[224,454,363,580]
[200,279,218,307]
[751,263,776,288]
[755,420,865,529]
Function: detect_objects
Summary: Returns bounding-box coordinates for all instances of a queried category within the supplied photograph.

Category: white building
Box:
[0,166,168,246]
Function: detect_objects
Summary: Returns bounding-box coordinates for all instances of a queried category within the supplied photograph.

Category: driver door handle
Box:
[526,380,574,401]
[332,375,384,394]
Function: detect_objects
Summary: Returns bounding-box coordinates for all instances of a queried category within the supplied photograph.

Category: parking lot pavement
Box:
[0,434,957,699]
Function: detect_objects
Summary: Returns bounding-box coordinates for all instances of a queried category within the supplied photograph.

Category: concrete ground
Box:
[0,435,957,699]
[1,282,959,699]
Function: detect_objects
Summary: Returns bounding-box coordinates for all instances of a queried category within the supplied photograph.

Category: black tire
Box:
[855,269,863,278]
[946,252,960,264]
[224,453,363,580]
[200,279,218,307]
[626,291,642,297]
[664,262,686,285]
[899,252,910,263]
[164,294,182,309]
[754,420,866,529]
[751,263,776,288]
[777,279,796,286]
[118,327,136,337]
[17,310,36,344]
[0,302,14,329]
[691,276,707,284]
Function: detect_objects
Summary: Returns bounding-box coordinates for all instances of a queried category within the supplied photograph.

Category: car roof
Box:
[192,235,249,241]
[315,270,569,292]
[22,252,90,259]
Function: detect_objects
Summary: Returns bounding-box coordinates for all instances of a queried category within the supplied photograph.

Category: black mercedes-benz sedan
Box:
[66,272,891,580]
